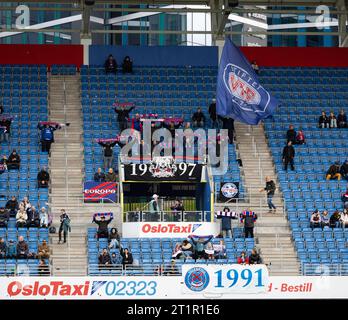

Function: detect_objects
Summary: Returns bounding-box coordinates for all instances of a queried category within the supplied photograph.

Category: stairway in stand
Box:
[47,74,122,276]
[48,74,90,276]
[234,122,300,276]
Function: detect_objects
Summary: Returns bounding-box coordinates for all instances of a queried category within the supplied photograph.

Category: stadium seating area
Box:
[0,65,50,275]
[0,65,49,207]
[81,66,243,196]
[0,227,49,275]
[87,227,254,275]
[263,67,348,275]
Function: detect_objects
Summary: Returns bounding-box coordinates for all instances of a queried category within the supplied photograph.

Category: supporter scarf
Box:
[93,212,114,220]
[215,211,238,218]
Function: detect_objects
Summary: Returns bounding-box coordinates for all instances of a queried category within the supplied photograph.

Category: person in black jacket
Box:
[282,141,295,171]
[58,209,70,244]
[98,249,111,270]
[222,117,234,144]
[340,160,348,180]
[326,161,341,180]
[249,248,262,264]
[0,117,11,143]
[26,206,40,228]
[37,167,49,188]
[0,207,10,227]
[286,124,296,144]
[259,176,276,212]
[337,110,347,128]
[0,238,6,259]
[192,108,205,128]
[7,149,20,170]
[120,248,133,267]
[114,104,135,131]
[104,54,117,74]
[93,214,113,239]
[240,209,257,238]
[6,196,19,217]
[98,140,117,170]
[122,56,133,74]
[319,111,329,128]
[93,167,106,182]
[208,98,218,128]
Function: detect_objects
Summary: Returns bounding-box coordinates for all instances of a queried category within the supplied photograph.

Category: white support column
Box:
[80,36,92,65]
[216,39,225,63]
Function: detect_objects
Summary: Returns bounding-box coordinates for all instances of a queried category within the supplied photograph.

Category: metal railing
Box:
[124,210,209,222]
[215,194,286,219]
[0,264,51,276]
[301,263,348,276]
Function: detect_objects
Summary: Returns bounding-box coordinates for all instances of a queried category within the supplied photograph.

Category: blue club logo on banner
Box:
[221,182,239,199]
[220,182,239,201]
[184,267,210,292]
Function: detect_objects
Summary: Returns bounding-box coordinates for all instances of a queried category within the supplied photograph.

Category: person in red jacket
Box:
[237,251,249,265]
[296,129,305,145]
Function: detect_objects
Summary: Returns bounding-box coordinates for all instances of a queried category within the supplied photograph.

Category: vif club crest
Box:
[149,156,177,178]
[223,63,271,113]
[184,267,210,292]
[221,182,238,199]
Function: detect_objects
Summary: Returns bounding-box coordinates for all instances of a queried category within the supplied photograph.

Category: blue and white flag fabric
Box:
[216,37,279,125]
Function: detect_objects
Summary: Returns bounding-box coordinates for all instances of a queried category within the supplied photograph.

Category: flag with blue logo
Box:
[216,37,279,125]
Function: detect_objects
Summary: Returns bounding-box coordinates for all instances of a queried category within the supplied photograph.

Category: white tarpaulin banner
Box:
[181,264,269,294]
[1,275,348,299]
[122,222,220,238]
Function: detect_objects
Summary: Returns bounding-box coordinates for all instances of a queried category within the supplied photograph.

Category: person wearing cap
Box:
[148,194,160,222]
[217,207,233,238]
[208,98,218,128]
[326,161,341,180]
[6,240,16,258]
[340,160,348,180]
[37,240,50,259]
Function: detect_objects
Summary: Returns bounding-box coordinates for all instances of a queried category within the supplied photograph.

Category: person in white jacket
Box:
[16,207,27,228]
[341,210,348,228]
